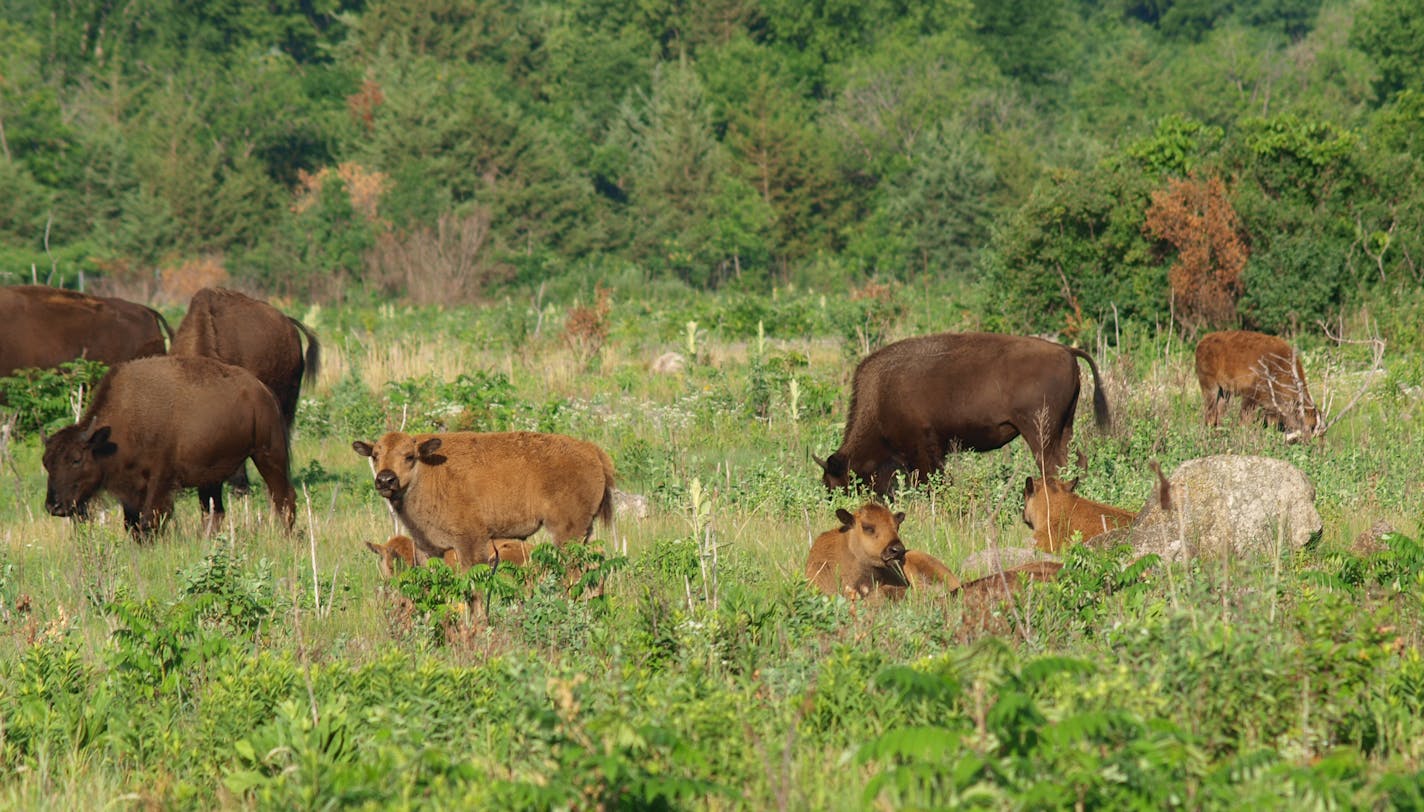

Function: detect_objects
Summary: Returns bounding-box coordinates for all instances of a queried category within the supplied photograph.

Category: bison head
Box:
[835,503,906,565]
[352,432,444,502]
[41,423,116,518]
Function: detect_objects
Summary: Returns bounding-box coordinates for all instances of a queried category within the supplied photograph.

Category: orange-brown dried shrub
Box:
[158,255,229,306]
[1144,175,1248,334]
[564,288,611,367]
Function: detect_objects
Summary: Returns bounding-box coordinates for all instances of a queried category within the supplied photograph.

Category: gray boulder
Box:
[1127,455,1321,562]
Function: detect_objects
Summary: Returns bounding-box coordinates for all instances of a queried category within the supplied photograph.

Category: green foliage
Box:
[0,358,109,436]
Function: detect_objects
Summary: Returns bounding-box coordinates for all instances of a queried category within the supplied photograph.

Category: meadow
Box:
[1,285,1422,809]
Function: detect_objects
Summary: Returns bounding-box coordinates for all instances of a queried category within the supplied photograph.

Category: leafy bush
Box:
[0,358,108,436]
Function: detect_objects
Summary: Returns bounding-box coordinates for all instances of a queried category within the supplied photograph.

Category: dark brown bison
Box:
[170,288,320,426]
[816,333,1111,494]
[805,503,910,599]
[170,288,320,491]
[0,285,171,380]
[42,355,296,537]
[1195,330,1321,442]
[351,431,615,571]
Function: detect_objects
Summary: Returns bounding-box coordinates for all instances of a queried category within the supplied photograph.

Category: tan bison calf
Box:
[805,503,911,599]
[1022,459,1173,553]
[954,561,1065,641]
[1022,476,1135,554]
[366,534,532,578]
[42,356,296,537]
[352,431,615,570]
[1195,330,1321,442]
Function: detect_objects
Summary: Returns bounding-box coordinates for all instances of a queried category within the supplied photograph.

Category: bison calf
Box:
[1022,476,1135,554]
[954,561,1065,641]
[366,534,532,578]
[1195,330,1321,442]
[42,356,296,537]
[806,503,911,599]
[352,431,615,571]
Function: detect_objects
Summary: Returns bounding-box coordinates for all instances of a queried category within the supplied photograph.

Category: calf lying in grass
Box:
[366,534,532,578]
[1022,460,1173,553]
[806,504,958,600]
[954,560,1065,640]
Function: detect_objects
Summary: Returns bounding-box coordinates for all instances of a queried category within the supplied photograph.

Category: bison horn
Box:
[812,454,828,472]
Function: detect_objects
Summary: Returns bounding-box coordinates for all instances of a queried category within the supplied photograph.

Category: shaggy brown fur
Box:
[954,561,1064,641]
[816,332,1110,495]
[1022,476,1136,554]
[42,356,295,537]
[352,431,615,570]
[1,286,171,380]
[366,534,532,578]
[1195,330,1320,441]
[805,503,909,599]
[170,288,320,427]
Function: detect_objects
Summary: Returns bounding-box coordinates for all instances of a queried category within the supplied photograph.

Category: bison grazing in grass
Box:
[805,503,910,599]
[1195,330,1321,442]
[0,285,171,381]
[42,356,296,537]
[817,332,1110,495]
[351,431,615,571]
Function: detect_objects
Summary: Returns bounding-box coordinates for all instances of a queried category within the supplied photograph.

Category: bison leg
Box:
[225,463,252,497]
[197,483,226,535]
[250,449,297,532]
[1201,383,1227,427]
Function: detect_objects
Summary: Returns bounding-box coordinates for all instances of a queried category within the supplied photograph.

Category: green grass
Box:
[0,292,1421,808]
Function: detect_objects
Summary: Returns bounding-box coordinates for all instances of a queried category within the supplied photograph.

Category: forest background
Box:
[3,0,1424,341]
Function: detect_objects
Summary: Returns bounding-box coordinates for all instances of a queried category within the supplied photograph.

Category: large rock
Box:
[1127,455,1321,562]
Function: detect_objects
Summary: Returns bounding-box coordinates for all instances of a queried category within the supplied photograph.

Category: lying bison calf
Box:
[1195,330,1321,442]
[955,561,1065,641]
[1023,459,1173,553]
[806,503,912,599]
[42,356,296,537]
[366,534,532,578]
[352,431,615,571]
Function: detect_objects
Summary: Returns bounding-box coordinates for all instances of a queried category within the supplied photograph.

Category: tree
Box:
[1351,0,1424,103]
[1143,174,1247,334]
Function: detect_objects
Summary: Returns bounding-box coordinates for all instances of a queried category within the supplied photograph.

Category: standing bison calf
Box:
[42,356,296,536]
[351,431,616,570]
[1195,330,1321,442]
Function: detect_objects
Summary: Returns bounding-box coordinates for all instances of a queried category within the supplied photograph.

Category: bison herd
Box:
[3,283,1329,620]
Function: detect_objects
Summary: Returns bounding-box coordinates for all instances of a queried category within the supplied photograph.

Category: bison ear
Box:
[352,440,373,458]
[892,511,905,528]
[1062,476,1079,493]
[823,453,847,477]
[417,438,443,460]
[834,508,855,530]
[87,426,117,458]
[1024,477,1035,497]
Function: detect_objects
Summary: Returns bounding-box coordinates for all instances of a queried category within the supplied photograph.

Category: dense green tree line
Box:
[0,0,1421,335]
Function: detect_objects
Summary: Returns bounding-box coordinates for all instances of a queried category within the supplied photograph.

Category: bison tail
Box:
[597,452,617,528]
[290,317,322,383]
[1068,347,1112,432]
[149,307,176,344]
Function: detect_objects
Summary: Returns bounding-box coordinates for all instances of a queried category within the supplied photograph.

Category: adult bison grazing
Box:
[351,431,616,571]
[816,333,1111,494]
[0,285,171,380]
[170,288,320,427]
[1195,330,1321,442]
[41,356,297,537]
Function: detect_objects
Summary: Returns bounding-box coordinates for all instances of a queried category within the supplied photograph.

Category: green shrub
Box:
[0,358,108,437]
